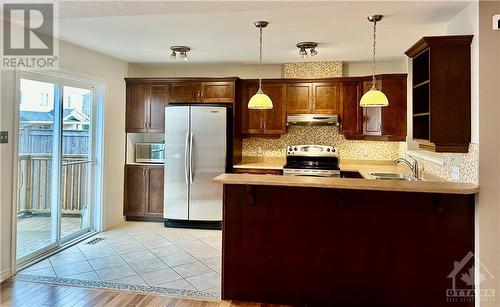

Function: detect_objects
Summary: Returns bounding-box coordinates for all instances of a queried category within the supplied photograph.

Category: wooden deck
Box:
[17,216,82,259]
[0,279,289,306]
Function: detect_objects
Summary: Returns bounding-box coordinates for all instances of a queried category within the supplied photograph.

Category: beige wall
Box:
[342,59,407,77]
[127,63,282,79]
[0,40,128,281]
[477,1,500,305]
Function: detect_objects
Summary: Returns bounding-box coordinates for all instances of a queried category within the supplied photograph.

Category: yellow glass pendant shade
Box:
[360,86,389,107]
[248,88,273,109]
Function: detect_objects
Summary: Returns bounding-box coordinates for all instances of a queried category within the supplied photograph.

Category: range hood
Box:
[287,114,339,126]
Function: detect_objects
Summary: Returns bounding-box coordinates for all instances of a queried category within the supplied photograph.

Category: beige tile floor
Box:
[19,221,222,295]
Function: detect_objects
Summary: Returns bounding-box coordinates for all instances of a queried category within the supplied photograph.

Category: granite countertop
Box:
[226,157,478,194]
[213,173,479,195]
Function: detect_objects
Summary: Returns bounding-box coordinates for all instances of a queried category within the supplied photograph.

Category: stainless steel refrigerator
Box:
[164,105,229,228]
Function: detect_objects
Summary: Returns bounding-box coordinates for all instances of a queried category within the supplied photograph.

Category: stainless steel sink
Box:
[369,172,413,181]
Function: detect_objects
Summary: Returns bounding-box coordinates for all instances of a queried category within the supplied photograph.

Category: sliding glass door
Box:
[16,73,98,265]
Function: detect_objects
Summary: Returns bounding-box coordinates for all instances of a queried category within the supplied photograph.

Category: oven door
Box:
[283,168,340,177]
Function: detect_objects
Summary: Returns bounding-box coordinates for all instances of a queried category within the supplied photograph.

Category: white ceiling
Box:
[49,1,470,64]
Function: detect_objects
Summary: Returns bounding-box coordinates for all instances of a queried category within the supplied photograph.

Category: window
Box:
[40,93,49,106]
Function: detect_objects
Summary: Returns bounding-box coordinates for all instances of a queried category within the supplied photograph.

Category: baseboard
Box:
[1,268,12,282]
[104,216,125,230]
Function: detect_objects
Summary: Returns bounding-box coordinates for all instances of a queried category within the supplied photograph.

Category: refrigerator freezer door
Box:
[189,106,226,221]
[164,106,190,220]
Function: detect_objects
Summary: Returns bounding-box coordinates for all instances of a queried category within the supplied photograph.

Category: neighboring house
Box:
[20,109,90,131]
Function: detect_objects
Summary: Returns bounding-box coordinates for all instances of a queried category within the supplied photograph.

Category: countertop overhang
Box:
[213,173,479,195]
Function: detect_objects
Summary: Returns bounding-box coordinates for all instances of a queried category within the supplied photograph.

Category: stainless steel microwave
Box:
[135,143,165,163]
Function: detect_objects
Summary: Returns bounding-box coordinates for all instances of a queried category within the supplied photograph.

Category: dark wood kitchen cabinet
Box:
[340,75,407,141]
[126,82,169,133]
[286,82,339,114]
[124,165,164,221]
[169,81,235,103]
[340,80,363,137]
[406,35,472,153]
[241,82,287,136]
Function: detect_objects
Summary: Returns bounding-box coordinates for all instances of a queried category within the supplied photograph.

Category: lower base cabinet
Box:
[124,164,164,221]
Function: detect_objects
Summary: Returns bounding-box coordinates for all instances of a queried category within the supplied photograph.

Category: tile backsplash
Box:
[282,61,343,78]
[242,126,403,161]
[407,144,479,184]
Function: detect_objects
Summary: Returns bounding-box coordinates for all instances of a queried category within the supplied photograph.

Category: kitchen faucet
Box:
[395,157,421,180]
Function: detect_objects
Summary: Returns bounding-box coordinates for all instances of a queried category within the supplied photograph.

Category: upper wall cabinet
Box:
[126,82,169,133]
[286,82,339,115]
[341,74,407,141]
[170,81,235,103]
[406,35,473,153]
[242,82,287,136]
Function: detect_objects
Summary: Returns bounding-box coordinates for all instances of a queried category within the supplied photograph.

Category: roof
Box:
[20,109,90,124]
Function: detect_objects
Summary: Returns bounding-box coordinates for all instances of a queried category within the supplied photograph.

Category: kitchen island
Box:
[213,173,478,307]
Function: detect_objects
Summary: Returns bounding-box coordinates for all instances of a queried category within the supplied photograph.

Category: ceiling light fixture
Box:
[248,21,273,110]
[296,42,318,59]
[360,14,389,107]
[170,46,190,61]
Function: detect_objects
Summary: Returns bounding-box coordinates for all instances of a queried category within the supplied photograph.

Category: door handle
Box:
[189,131,194,184]
[184,131,189,184]
[18,170,23,189]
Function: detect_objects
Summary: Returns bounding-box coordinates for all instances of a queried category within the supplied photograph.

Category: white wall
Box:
[477,1,500,305]
[127,63,282,78]
[0,39,128,281]
[446,2,480,144]
[342,59,408,77]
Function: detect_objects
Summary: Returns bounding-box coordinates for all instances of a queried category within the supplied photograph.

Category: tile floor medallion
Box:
[17,221,222,300]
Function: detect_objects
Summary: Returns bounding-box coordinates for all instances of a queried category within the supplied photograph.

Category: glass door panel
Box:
[60,85,94,241]
[16,78,59,261]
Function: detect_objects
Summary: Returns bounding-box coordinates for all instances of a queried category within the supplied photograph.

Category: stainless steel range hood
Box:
[287,114,339,126]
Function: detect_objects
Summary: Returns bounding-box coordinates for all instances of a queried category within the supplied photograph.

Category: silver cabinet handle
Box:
[184,131,189,184]
[189,132,194,184]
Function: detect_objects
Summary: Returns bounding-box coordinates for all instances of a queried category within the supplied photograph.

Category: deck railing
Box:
[17,154,89,215]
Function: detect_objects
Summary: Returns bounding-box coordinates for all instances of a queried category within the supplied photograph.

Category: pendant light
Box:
[248,21,273,110]
[360,15,389,107]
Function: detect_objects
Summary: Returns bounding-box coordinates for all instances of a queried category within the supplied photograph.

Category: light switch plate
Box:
[451,166,460,181]
[0,131,7,144]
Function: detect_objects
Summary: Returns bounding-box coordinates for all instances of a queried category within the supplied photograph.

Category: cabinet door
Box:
[340,81,363,136]
[124,165,147,216]
[126,83,148,132]
[202,82,235,103]
[286,83,312,114]
[262,83,287,135]
[381,77,407,140]
[241,83,264,135]
[362,80,382,136]
[148,83,169,132]
[147,166,164,217]
[170,82,201,103]
[313,82,340,114]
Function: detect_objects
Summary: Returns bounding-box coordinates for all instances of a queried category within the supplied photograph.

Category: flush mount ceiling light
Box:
[248,21,273,110]
[360,14,389,107]
[170,46,190,61]
[296,42,318,59]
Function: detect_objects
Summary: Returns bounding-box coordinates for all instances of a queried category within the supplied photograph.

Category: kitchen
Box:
[1,1,498,307]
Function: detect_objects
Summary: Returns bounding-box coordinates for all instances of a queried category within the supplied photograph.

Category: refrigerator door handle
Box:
[184,131,189,184]
[189,131,194,184]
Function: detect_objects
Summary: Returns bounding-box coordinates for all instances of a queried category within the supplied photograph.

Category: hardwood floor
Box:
[0,279,288,307]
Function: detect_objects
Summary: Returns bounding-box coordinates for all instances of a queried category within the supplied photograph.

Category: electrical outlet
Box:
[257,147,263,155]
[493,14,500,30]
[451,166,460,182]
[0,131,8,144]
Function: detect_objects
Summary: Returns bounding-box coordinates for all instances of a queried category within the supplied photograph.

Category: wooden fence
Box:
[17,154,90,215]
